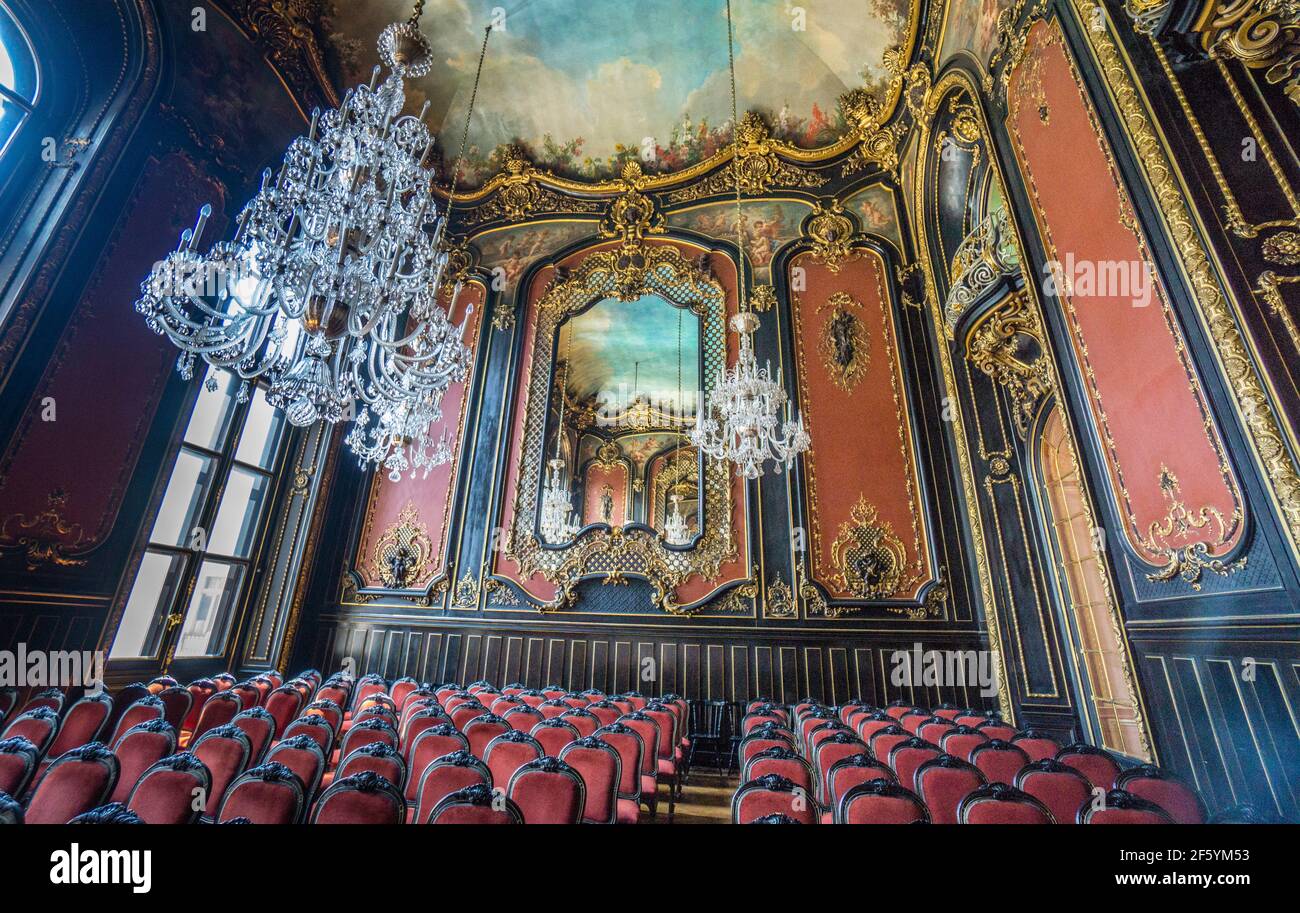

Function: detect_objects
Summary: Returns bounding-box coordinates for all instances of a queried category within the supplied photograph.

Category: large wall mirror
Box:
[540,293,702,548]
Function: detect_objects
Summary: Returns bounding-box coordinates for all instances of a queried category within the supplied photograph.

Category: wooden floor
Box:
[649,769,738,824]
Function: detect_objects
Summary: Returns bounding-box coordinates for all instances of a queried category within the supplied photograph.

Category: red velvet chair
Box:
[642,702,681,792]
[192,724,252,820]
[405,724,469,801]
[44,692,113,759]
[836,778,929,824]
[311,770,406,824]
[181,679,217,733]
[824,754,894,823]
[806,720,853,754]
[797,709,840,752]
[337,718,398,761]
[517,689,547,709]
[530,718,579,757]
[507,756,586,824]
[0,790,22,824]
[1011,729,1061,763]
[899,710,929,735]
[188,690,241,743]
[229,682,261,711]
[353,705,399,732]
[0,687,16,724]
[427,782,522,824]
[838,701,872,725]
[281,714,335,760]
[560,736,621,825]
[619,692,648,712]
[266,735,327,802]
[884,701,917,721]
[594,722,645,824]
[489,695,524,717]
[349,675,387,716]
[0,735,40,798]
[336,742,408,795]
[464,713,511,759]
[1116,765,1206,824]
[731,773,818,825]
[503,705,545,733]
[619,712,664,817]
[1080,788,1176,824]
[217,761,305,824]
[449,702,488,731]
[811,732,869,805]
[1056,743,1122,791]
[125,752,209,824]
[959,782,1055,823]
[108,719,176,804]
[541,684,566,700]
[939,725,990,762]
[975,719,1017,741]
[230,707,277,765]
[742,708,785,735]
[146,676,178,695]
[955,710,996,728]
[212,673,237,691]
[888,737,941,793]
[742,746,814,793]
[484,730,543,789]
[18,688,66,716]
[854,710,898,743]
[263,685,305,734]
[538,698,570,720]
[970,739,1031,785]
[412,750,490,823]
[155,686,192,733]
[0,707,60,759]
[25,742,119,824]
[401,707,453,752]
[389,677,420,712]
[932,703,963,721]
[917,717,958,746]
[102,683,149,740]
[738,725,795,770]
[868,725,911,770]
[313,682,351,712]
[558,708,599,738]
[436,683,465,702]
[1015,758,1094,826]
[914,754,987,824]
[585,700,623,728]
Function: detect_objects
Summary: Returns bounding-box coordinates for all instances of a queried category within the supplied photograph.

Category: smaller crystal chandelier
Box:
[691,0,810,480]
[664,492,691,546]
[539,458,581,544]
[345,389,453,483]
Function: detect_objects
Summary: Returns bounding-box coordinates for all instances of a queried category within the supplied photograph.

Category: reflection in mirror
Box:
[539,293,701,546]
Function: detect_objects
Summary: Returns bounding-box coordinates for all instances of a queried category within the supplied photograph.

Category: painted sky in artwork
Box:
[937,0,1012,67]
[559,295,700,417]
[320,0,913,184]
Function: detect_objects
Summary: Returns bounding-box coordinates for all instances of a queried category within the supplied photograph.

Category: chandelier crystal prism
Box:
[539,459,581,544]
[690,0,810,480]
[663,492,691,546]
[135,3,487,481]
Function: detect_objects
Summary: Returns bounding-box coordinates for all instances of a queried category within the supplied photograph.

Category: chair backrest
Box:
[230,707,277,765]
[731,774,817,825]
[263,685,305,733]
[427,782,523,824]
[517,690,547,708]
[265,735,328,801]
[559,736,621,825]
[125,752,210,825]
[464,714,512,759]
[888,737,942,793]
[217,761,305,824]
[229,683,261,711]
[191,724,252,818]
[405,724,470,801]
[67,802,144,824]
[593,723,644,800]
[530,719,579,757]
[957,782,1055,823]
[489,695,525,717]
[503,705,545,732]
[212,673,237,690]
[338,718,398,759]
[155,686,193,732]
[107,719,176,804]
[1014,758,1093,826]
[537,699,570,720]
[449,702,488,731]
[182,679,217,732]
[917,718,957,746]
[484,730,544,789]
[914,754,987,824]
[739,728,795,769]
[899,710,930,735]
[189,690,241,742]
[310,771,406,824]
[854,711,897,742]
[281,713,335,759]
[933,704,963,721]
[46,692,114,757]
[19,687,66,716]
[25,742,119,824]
[586,700,623,728]
[641,705,678,759]
[506,756,585,824]
[0,735,40,798]
[413,750,490,823]
[618,713,662,777]
[970,739,1031,786]
[1116,765,1206,824]
[353,705,399,731]
[837,778,930,824]
[350,677,387,713]
[826,754,895,810]
[1,707,61,756]
[1011,730,1061,763]
[558,709,599,738]
[867,724,910,768]
[337,742,408,794]
[1055,743,1121,790]
[688,700,726,739]
[975,719,1017,741]
[102,683,149,738]
[938,725,990,762]
[812,733,869,802]
[884,701,917,721]
[1079,788,1176,824]
[742,746,814,792]
[389,677,421,711]
[107,696,166,748]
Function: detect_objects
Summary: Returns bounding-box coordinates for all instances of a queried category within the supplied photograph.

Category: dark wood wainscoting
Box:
[307,610,1000,710]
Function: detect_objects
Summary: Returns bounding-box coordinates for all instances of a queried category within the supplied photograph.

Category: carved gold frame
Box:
[502,240,735,616]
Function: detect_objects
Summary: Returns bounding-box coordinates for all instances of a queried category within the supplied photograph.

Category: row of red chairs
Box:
[729,698,1208,824]
[0,670,699,824]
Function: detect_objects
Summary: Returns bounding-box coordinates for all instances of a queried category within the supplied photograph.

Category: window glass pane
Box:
[173,559,244,658]
[183,368,239,451]
[0,96,21,160]
[149,448,217,547]
[109,551,187,659]
[234,386,286,469]
[0,7,37,101]
[208,466,271,557]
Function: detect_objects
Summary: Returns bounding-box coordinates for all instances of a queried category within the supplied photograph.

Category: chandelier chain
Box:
[725,0,748,314]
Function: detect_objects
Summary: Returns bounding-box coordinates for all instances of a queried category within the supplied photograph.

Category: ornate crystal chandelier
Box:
[539,458,581,544]
[664,492,691,546]
[691,0,810,479]
[135,1,492,480]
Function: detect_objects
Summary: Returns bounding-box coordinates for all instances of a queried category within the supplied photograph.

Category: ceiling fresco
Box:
[937,0,1014,67]
[667,200,810,281]
[319,0,915,186]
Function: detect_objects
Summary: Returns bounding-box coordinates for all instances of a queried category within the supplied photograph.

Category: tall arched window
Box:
[1038,405,1149,760]
[0,2,38,161]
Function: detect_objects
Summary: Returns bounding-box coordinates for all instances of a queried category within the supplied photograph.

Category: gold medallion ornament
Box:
[764,577,797,618]
[370,502,433,589]
[818,292,870,392]
[806,200,858,273]
[830,496,907,599]
[1140,467,1246,589]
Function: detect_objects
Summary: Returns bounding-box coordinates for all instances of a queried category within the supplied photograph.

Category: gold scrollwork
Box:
[0,489,89,571]
[964,292,1054,439]
[1201,0,1300,104]
[818,291,870,392]
[1140,467,1247,588]
[805,200,859,273]
[750,284,777,313]
[663,113,829,204]
[464,146,603,226]
[829,496,907,599]
[452,573,480,609]
[369,502,433,589]
[837,79,909,178]
[764,577,797,618]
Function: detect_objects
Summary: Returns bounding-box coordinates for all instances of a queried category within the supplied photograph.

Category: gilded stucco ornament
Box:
[464,146,604,226]
[764,577,797,618]
[0,489,89,572]
[830,496,907,599]
[369,502,433,589]
[805,200,859,273]
[964,292,1053,439]
[1140,467,1246,589]
[837,74,908,179]
[662,112,828,204]
[818,291,871,392]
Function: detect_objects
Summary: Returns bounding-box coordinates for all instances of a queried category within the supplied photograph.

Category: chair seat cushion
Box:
[640,774,656,796]
[617,798,640,824]
[657,758,676,777]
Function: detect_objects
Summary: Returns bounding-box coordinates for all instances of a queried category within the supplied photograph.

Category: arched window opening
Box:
[0,2,38,161]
